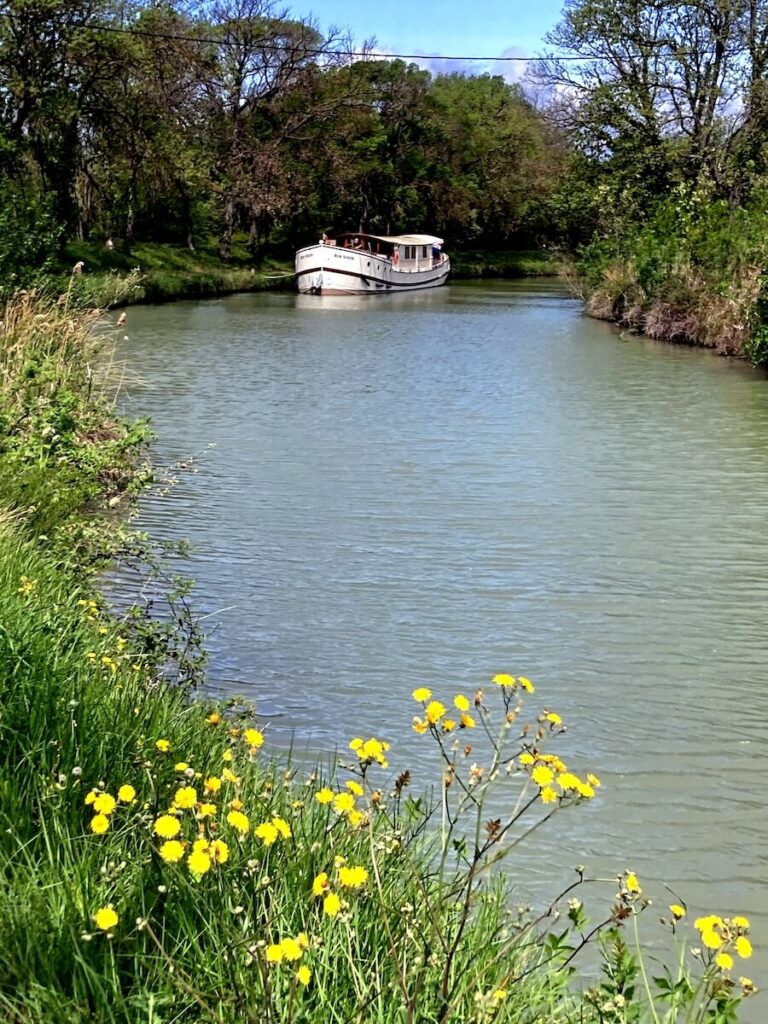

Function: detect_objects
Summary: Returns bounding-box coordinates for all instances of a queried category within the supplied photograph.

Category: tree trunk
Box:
[219,195,234,260]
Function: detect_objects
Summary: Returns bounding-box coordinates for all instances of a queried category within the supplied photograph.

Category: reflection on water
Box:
[117,281,768,1015]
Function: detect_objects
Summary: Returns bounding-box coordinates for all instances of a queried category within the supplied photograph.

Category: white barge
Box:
[295,232,450,295]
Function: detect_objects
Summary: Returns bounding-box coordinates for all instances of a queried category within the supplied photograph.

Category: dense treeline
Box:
[536,0,768,362]
[0,0,569,282]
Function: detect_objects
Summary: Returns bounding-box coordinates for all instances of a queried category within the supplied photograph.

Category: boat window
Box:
[422,246,428,258]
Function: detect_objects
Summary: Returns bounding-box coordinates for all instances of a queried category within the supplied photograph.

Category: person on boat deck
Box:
[432,243,441,264]
[320,232,329,244]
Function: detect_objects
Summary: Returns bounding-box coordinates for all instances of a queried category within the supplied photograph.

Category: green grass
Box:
[450,249,562,279]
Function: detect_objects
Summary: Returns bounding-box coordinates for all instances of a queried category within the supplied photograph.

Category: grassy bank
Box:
[0,287,757,1023]
[54,241,559,308]
[574,188,768,367]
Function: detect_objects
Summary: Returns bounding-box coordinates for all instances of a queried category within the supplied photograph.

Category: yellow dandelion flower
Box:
[90,814,110,834]
[442,718,456,732]
[518,676,535,693]
[425,701,445,725]
[557,772,580,792]
[701,929,723,950]
[229,798,244,811]
[221,768,240,784]
[739,977,755,994]
[116,785,135,803]
[297,964,311,986]
[716,952,734,971]
[159,840,185,863]
[545,712,563,726]
[412,717,428,734]
[454,694,470,711]
[338,865,368,888]
[695,915,724,932]
[175,762,189,772]
[576,781,595,799]
[187,849,212,878]
[348,737,363,751]
[94,906,118,932]
[735,936,753,959]
[347,809,366,828]
[531,765,554,787]
[297,931,310,949]
[280,937,302,961]
[84,791,97,806]
[323,892,341,917]
[265,943,283,964]
[492,674,515,687]
[244,728,264,749]
[459,713,476,729]
[332,792,355,814]
[519,752,535,766]
[540,786,558,804]
[198,802,217,818]
[732,916,750,930]
[222,750,233,762]
[492,988,508,1001]
[93,793,117,815]
[412,688,432,701]
[204,776,222,793]
[312,872,329,896]
[206,712,221,725]
[272,816,292,839]
[255,821,279,845]
[210,839,229,864]
[154,815,181,839]
[669,904,686,920]
[345,780,364,796]
[315,788,334,804]
[173,786,197,809]
[626,873,641,895]
[226,810,250,834]
[155,739,170,753]
[586,773,602,788]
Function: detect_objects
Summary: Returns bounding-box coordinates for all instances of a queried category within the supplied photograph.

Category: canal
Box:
[118,279,768,1008]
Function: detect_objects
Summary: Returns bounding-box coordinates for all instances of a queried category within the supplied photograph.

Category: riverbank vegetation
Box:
[0,289,758,1021]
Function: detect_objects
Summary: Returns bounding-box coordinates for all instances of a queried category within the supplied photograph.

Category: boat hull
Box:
[295,244,450,294]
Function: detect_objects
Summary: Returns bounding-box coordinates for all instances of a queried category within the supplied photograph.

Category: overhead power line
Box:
[86,22,574,62]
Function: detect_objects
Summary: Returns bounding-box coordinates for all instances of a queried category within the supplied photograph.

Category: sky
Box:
[296,0,566,79]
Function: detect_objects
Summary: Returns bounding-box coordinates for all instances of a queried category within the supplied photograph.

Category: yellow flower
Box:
[626,873,641,895]
[280,937,302,961]
[297,932,310,949]
[243,728,264,749]
[187,849,212,878]
[348,738,363,751]
[296,964,311,986]
[159,840,185,863]
[732,915,750,930]
[338,865,368,888]
[204,776,222,793]
[694,915,724,932]
[453,695,470,711]
[266,943,283,964]
[540,786,558,804]
[255,822,278,845]
[345,780,364,796]
[323,892,341,917]
[154,815,181,839]
[545,712,563,726]
[221,768,240,784]
[173,786,197,809]
[226,810,250,834]
[492,674,515,687]
[492,988,508,1001]
[222,750,233,762]
[412,717,428,734]
[586,773,602,788]
[94,906,118,932]
[360,738,389,765]
[425,701,446,725]
[332,792,355,814]
[206,712,221,725]
[735,936,752,959]
[198,802,216,818]
[442,718,456,732]
[716,952,734,971]
[229,798,244,811]
[272,816,291,839]
[175,762,189,772]
[459,713,476,729]
[531,765,554,787]
[210,839,229,864]
[669,904,686,920]
[519,753,535,766]
[93,793,116,815]
[117,785,135,803]
[18,575,37,596]
[739,977,755,994]
[518,676,535,693]
[155,739,170,753]
[312,872,329,896]
[557,772,580,792]
[412,688,432,701]
[315,788,334,804]
[576,781,595,799]
[84,791,97,806]
[347,809,366,829]
[701,929,723,950]
[90,814,110,834]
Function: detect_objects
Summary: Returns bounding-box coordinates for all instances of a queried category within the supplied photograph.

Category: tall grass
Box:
[0,287,758,1022]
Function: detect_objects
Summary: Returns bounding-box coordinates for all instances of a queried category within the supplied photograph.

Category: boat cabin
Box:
[322,232,444,269]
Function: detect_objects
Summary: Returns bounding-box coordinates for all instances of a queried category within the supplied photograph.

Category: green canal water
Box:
[119,280,768,1009]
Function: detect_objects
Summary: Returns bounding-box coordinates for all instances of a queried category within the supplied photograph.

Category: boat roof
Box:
[338,232,444,246]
